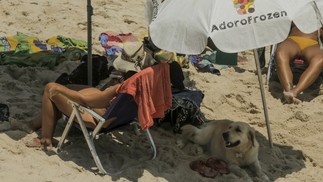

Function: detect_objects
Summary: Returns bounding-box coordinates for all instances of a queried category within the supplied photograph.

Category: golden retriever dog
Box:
[177,119,269,182]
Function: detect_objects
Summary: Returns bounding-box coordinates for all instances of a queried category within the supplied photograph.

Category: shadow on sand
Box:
[53,119,306,182]
[268,68,323,103]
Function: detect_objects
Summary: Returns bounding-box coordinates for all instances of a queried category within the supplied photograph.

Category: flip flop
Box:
[190,159,219,178]
[206,157,230,174]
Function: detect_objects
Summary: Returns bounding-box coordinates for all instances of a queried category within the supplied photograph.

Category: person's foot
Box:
[25,137,53,151]
[9,117,34,134]
[283,91,301,104]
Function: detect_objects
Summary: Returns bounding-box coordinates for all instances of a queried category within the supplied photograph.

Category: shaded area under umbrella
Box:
[148,0,323,148]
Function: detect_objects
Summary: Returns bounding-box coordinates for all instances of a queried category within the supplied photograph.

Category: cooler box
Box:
[215,48,238,66]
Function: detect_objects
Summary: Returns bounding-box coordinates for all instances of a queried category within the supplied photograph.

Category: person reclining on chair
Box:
[275,23,323,104]
[10,82,122,150]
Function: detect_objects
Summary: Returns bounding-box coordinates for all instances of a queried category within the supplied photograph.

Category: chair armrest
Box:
[67,100,105,123]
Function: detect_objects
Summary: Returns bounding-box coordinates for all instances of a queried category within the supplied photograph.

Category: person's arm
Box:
[50,84,120,108]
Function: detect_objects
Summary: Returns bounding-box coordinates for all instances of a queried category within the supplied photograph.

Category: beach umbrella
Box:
[148,0,323,148]
[87,0,93,86]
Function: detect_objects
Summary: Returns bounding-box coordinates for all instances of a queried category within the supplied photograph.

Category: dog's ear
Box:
[248,128,256,147]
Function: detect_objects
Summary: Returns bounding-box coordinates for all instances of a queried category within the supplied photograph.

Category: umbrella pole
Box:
[87,0,93,86]
[253,49,273,148]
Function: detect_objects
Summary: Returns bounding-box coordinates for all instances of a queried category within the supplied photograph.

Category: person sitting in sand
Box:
[10,82,121,150]
[275,23,323,104]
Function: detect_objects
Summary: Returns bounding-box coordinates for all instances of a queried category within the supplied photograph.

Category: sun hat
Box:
[113,41,147,72]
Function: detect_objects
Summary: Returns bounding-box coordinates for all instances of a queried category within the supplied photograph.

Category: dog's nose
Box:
[222,132,229,140]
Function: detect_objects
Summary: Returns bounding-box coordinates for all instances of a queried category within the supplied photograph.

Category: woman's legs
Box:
[26,83,102,149]
[10,84,96,133]
[41,83,104,146]
[22,81,118,149]
[275,39,301,104]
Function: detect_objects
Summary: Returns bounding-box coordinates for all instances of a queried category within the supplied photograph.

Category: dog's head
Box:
[222,122,256,150]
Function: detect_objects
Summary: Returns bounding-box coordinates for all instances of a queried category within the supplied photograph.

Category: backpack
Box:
[56,54,110,86]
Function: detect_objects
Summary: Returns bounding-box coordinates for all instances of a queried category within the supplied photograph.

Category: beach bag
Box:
[157,89,206,133]
[56,54,109,86]
[169,61,185,92]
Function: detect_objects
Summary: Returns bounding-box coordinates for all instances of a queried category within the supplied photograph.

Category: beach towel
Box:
[46,35,87,51]
[99,32,138,55]
[0,32,87,68]
[0,32,44,53]
[189,54,221,75]
[117,63,172,129]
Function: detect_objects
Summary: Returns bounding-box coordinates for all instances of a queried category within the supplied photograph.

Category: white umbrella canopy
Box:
[149,0,323,54]
[148,0,323,148]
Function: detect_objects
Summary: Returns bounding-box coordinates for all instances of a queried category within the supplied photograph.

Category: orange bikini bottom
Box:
[288,36,318,50]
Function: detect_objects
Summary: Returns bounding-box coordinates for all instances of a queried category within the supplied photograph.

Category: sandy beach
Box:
[1,0,323,181]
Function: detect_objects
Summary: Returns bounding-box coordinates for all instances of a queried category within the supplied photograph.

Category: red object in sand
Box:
[189,157,230,178]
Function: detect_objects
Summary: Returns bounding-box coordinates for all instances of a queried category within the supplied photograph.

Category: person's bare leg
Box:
[25,83,89,149]
[25,82,60,149]
[40,83,101,148]
[292,47,323,96]
[11,85,92,133]
[9,115,41,133]
[36,83,63,149]
[26,82,118,150]
[275,39,300,104]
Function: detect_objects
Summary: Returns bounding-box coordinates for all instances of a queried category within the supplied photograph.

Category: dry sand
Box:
[1,0,323,181]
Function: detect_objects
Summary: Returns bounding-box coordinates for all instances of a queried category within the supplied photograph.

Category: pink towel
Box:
[117,63,172,129]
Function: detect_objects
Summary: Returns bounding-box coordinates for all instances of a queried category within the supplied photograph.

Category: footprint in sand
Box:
[124,18,137,24]
[22,11,29,16]
[294,111,309,122]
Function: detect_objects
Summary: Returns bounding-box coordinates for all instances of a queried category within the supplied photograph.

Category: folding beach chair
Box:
[56,93,157,175]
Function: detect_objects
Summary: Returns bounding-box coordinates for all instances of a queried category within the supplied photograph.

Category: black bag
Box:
[157,89,206,133]
[169,61,185,92]
[0,103,9,122]
[56,54,109,86]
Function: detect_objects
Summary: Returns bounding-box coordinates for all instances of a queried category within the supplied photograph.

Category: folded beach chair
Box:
[56,93,157,175]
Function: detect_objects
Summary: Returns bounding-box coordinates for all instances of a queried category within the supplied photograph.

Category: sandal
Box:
[190,159,219,178]
[206,157,230,174]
